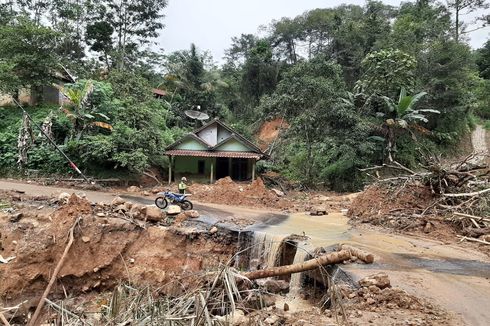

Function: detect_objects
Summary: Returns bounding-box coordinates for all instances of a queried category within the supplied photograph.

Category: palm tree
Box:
[381,88,439,162]
[56,80,112,141]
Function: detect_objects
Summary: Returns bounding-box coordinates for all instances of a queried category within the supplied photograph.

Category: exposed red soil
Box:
[256,117,289,151]
[0,194,235,314]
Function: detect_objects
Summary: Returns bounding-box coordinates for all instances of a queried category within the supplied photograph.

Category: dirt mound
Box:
[348,184,434,223]
[0,195,236,312]
[189,177,291,210]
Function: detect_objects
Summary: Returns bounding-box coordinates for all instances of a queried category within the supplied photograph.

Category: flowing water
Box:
[246,210,490,325]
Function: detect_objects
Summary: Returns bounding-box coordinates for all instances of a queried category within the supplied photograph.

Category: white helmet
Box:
[181,177,187,182]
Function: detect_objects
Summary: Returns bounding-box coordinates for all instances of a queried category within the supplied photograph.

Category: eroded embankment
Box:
[0,194,236,310]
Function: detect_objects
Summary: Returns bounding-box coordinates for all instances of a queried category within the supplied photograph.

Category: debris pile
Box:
[349,155,490,246]
[189,177,292,210]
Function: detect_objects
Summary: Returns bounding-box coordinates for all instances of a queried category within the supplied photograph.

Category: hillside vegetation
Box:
[1,0,490,191]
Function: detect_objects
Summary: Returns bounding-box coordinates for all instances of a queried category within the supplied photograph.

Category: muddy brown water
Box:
[252,212,490,325]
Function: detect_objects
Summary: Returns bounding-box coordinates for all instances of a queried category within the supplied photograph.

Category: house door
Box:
[231,158,248,181]
[216,158,230,179]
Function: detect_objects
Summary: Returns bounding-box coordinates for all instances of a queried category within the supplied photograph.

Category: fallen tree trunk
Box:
[242,250,352,280]
[340,244,375,264]
[28,217,80,326]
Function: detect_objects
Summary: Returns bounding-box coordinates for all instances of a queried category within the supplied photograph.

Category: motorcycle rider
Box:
[178,177,188,194]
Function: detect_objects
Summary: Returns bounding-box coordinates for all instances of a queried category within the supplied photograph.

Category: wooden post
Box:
[210,160,214,184]
[168,156,172,185]
[252,159,256,181]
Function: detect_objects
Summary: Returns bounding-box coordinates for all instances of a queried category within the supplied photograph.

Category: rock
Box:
[124,202,133,210]
[145,206,164,222]
[143,191,150,196]
[423,221,433,233]
[310,206,328,216]
[271,188,285,197]
[263,279,289,294]
[167,205,181,215]
[283,303,289,311]
[265,315,279,325]
[359,273,391,289]
[37,205,44,210]
[174,213,188,224]
[366,297,376,305]
[113,204,127,213]
[209,226,218,234]
[184,210,200,218]
[58,192,71,204]
[81,236,90,243]
[96,212,106,217]
[111,196,125,206]
[151,187,164,194]
[127,186,140,193]
[479,234,490,242]
[129,204,146,220]
[9,213,23,223]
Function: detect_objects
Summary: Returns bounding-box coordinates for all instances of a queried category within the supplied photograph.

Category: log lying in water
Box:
[242,250,352,280]
[340,244,375,264]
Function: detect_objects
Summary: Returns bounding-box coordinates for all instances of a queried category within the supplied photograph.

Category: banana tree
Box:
[380,88,439,162]
[56,80,112,141]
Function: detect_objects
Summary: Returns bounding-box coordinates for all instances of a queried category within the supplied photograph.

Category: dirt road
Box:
[470,125,488,164]
[0,179,285,226]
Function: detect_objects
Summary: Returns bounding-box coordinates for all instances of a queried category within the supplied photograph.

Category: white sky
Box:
[157,0,490,63]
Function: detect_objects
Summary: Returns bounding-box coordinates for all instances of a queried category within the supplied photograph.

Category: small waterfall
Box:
[289,242,313,296]
[249,231,286,271]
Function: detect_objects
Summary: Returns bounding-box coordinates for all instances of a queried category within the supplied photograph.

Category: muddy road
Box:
[1,179,489,325]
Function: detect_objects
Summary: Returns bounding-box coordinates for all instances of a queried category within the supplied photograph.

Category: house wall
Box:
[42,85,61,105]
[197,124,217,146]
[175,138,208,150]
[173,156,254,182]
[0,88,34,106]
[215,138,252,152]
[173,156,215,183]
[217,126,232,143]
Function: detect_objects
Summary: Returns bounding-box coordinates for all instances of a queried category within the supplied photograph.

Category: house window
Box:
[198,160,205,174]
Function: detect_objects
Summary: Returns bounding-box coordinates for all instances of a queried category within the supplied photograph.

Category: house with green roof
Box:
[165,119,266,183]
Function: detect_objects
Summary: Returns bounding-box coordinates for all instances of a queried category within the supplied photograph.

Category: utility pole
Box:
[13,99,92,183]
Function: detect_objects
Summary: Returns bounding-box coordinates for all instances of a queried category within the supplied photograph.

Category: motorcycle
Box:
[155,191,193,211]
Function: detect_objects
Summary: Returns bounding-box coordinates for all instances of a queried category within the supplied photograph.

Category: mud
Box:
[0,193,237,316]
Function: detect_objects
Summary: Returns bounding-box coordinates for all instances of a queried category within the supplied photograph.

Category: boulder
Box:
[184,210,200,218]
[263,279,289,294]
[58,192,71,204]
[111,196,125,206]
[124,202,133,211]
[359,273,391,289]
[167,205,181,215]
[145,206,164,222]
[209,226,218,234]
[127,186,140,193]
[143,191,151,196]
[271,188,285,197]
[174,213,188,224]
[129,204,146,220]
[310,206,328,216]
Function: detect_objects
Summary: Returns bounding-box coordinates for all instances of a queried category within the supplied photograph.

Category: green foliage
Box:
[358,49,417,98]
[477,40,490,79]
[0,16,58,94]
